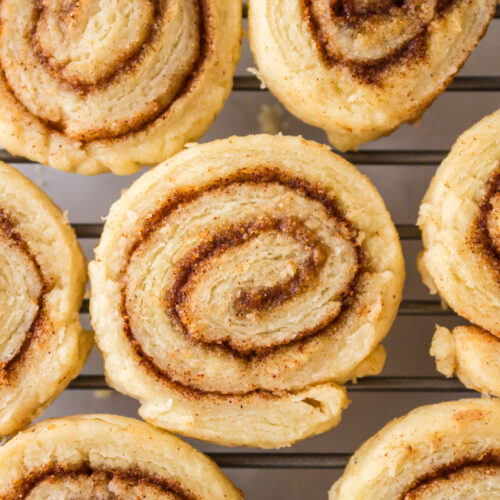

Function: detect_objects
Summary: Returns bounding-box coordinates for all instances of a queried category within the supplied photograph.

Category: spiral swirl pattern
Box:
[0,162,90,437]
[90,135,404,448]
[304,0,456,83]
[331,399,500,500]
[405,461,500,500]
[123,169,362,375]
[0,415,242,500]
[0,0,241,174]
[249,0,496,151]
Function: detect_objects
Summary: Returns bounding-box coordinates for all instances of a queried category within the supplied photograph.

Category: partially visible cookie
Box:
[249,0,496,150]
[331,399,500,499]
[0,162,91,437]
[0,415,243,499]
[418,109,500,394]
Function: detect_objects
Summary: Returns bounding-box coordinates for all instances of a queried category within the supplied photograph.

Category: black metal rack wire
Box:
[12,5,498,471]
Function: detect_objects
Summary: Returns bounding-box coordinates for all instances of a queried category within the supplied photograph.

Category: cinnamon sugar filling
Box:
[473,167,500,281]
[303,0,460,83]
[402,452,500,499]
[0,209,49,379]
[119,167,364,395]
[0,0,212,141]
[4,465,196,500]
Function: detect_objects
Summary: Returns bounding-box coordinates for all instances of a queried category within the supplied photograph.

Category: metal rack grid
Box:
[11,5,498,474]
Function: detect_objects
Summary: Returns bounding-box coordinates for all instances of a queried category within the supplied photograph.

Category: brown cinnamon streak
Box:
[4,464,196,500]
[31,0,167,96]
[331,0,414,25]
[472,166,500,283]
[119,167,364,394]
[303,0,459,84]
[402,452,500,499]
[0,209,49,381]
[234,218,326,316]
[171,216,332,355]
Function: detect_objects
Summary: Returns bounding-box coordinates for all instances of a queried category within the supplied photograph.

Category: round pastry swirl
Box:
[0,415,242,500]
[249,0,496,151]
[0,161,90,438]
[0,0,241,174]
[123,168,363,370]
[331,399,500,499]
[90,135,404,448]
[419,110,500,395]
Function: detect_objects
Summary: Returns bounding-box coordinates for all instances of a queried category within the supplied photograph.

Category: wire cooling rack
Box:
[10,5,499,473]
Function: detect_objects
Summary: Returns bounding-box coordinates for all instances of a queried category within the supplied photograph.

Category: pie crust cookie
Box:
[0,0,241,175]
[418,109,500,395]
[331,399,500,499]
[249,0,496,151]
[0,415,243,500]
[90,134,404,448]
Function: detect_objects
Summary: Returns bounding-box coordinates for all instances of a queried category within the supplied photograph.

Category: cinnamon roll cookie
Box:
[249,0,496,151]
[0,415,243,499]
[0,0,241,175]
[418,109,500,395]
[331,399,500,499]
[90,135,404,448]
[0,162,91,438]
